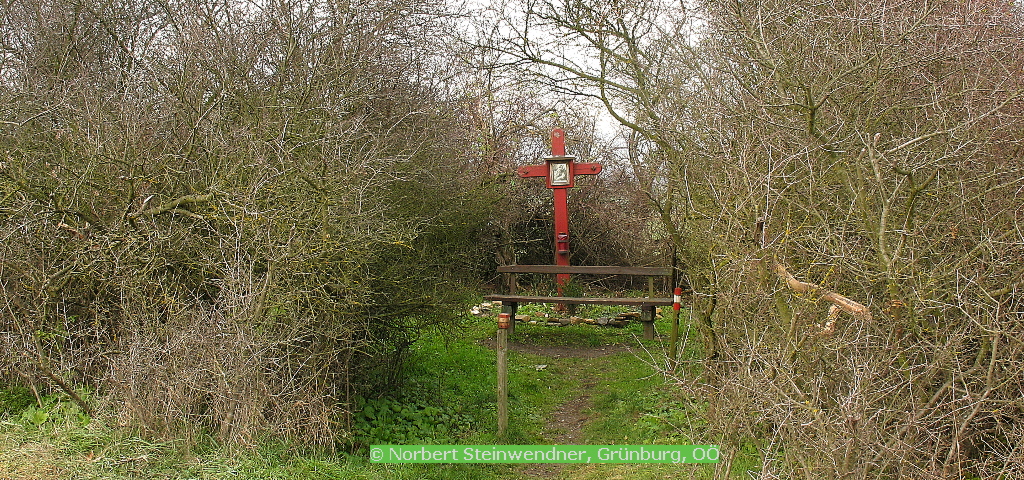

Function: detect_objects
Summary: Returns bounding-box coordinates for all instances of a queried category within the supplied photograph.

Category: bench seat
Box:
[490,264,673,339]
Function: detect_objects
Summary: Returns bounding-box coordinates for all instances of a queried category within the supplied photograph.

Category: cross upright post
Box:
[517,128,602,298]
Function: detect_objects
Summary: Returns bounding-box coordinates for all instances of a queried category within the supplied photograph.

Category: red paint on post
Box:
[553,188,570,290]
[551,128,566,156]
[551,128,569,291]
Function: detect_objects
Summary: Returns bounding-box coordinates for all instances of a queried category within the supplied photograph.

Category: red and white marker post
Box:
[669,287,683,368]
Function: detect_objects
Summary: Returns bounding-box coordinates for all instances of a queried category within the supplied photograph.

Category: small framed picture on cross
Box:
[549,161,570,186]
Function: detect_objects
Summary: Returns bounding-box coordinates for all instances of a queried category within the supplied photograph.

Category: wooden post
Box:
[497,302,516,438]
[668,304,680,370]
[503,271,517,299]
[642,306,656,340]
[497,325,508,437]
[506,273,518,335]
[642,278,657,340]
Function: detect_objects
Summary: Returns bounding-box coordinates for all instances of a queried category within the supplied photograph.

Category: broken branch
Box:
[129,193,214,219]
[774,263,873,322]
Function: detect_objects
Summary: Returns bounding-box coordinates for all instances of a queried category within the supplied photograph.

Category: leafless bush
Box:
[492,0,1024,476]
[680,1,1024,477]
[0,0,487,446]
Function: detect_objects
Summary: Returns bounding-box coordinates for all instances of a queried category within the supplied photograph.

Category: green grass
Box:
[0,386,36,416]
[0,308,732,480]
[580,355,699,445]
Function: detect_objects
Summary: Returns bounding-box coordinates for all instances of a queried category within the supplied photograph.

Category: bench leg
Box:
[642,306,656,340]
[502,302,518,335]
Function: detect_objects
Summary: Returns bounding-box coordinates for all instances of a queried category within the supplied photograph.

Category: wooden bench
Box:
[483,265,674,339]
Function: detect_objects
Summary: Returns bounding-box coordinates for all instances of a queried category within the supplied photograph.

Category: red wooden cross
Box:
[517,128,602,293]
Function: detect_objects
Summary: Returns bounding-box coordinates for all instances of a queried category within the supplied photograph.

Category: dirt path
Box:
[518,369,596,479]
[479,337,619,479]
[544,384,594,444]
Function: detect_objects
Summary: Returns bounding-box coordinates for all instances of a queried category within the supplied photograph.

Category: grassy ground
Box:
[0,305,741,479]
